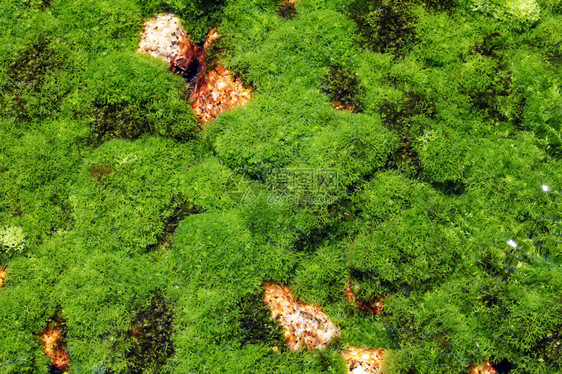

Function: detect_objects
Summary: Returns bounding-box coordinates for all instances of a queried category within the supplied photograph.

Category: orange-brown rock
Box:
[344,279,384,315]
[138,20,252,124]
[468,360,497,374]
[41,323,70,371]
[333,101,356,112]
[343,347,386,374]
[190,29,252,124]
[138,13,200,77]
[191,65,252,124]
[263,284,340,351]
[278,0,299,18]
[0,268,6,289]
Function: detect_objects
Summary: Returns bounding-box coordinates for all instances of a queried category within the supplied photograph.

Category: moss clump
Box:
[460,32,514,122]
[81,53,198,146]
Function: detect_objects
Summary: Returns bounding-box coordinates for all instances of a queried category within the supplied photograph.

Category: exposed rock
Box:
[138,18,252,124]
[191,65,253,124]
[41,323,70,371]
[468,360,498,374]
[138,13,200,78]
[263,284,340,351]
[0,268,5,289]
[278,0,299,19]
[344,279,384,315]
[343,347,386,374]
[190,29,252,124]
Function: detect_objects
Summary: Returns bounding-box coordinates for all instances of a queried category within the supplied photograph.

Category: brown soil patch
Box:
[138,17,252,124]
[190,29,252,124]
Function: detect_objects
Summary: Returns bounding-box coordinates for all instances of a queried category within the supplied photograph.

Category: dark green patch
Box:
[89,163,113,184]
[127,294,175,373]
[89,102,150,145]
[293,226,334,252]
[430,179,466,196]
[237,291,285,348]
[462,33,513,122]
[321,67,364,113]
[546,41,561,67]
[1,37,64,122]
[21,0,52,10]
[534,326,562,366]
[421,0,456,11]
[149,193,200,251]
[349,0,418,57]
[278,1,297,20]
[381,91,435,177]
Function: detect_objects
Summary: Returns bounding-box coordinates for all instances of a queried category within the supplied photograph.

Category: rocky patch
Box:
[40,320,70,372]
[138,15,252,124]
[138,13,200,78]
[343,347,386,374]
[0,268,5,289]
[263,284,339,351]
[468,360,498,374]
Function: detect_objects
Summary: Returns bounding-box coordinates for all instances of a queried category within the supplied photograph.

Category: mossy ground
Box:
[0,0,560,373]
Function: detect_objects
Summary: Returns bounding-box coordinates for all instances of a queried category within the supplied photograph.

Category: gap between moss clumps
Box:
[38,311,70,373]
[381,91,435,178]
[237,291,286,348]
[278,0,298,19]
[348,0,419,58]
[2,36,64,122]
[148,193,200,253]
[126,294,175,373]
[321,67,365,113]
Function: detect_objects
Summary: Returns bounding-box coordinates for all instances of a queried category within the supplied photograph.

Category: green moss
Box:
[0,0,561,372]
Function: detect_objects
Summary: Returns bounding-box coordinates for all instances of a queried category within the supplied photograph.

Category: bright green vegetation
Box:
[0,0,560,373]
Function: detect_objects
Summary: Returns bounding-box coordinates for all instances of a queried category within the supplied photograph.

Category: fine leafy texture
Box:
[0,0,561,373]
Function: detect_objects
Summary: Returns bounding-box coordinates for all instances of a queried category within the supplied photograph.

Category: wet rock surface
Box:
[190,29,252,124]
[263,284,340,351]
[138,15,252,124]
[138,13,200,77]
[344,279,385,315]
[343,347,386,374]
[40,321,70,372]
[0,268,5,289]
[468,360,498,374]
